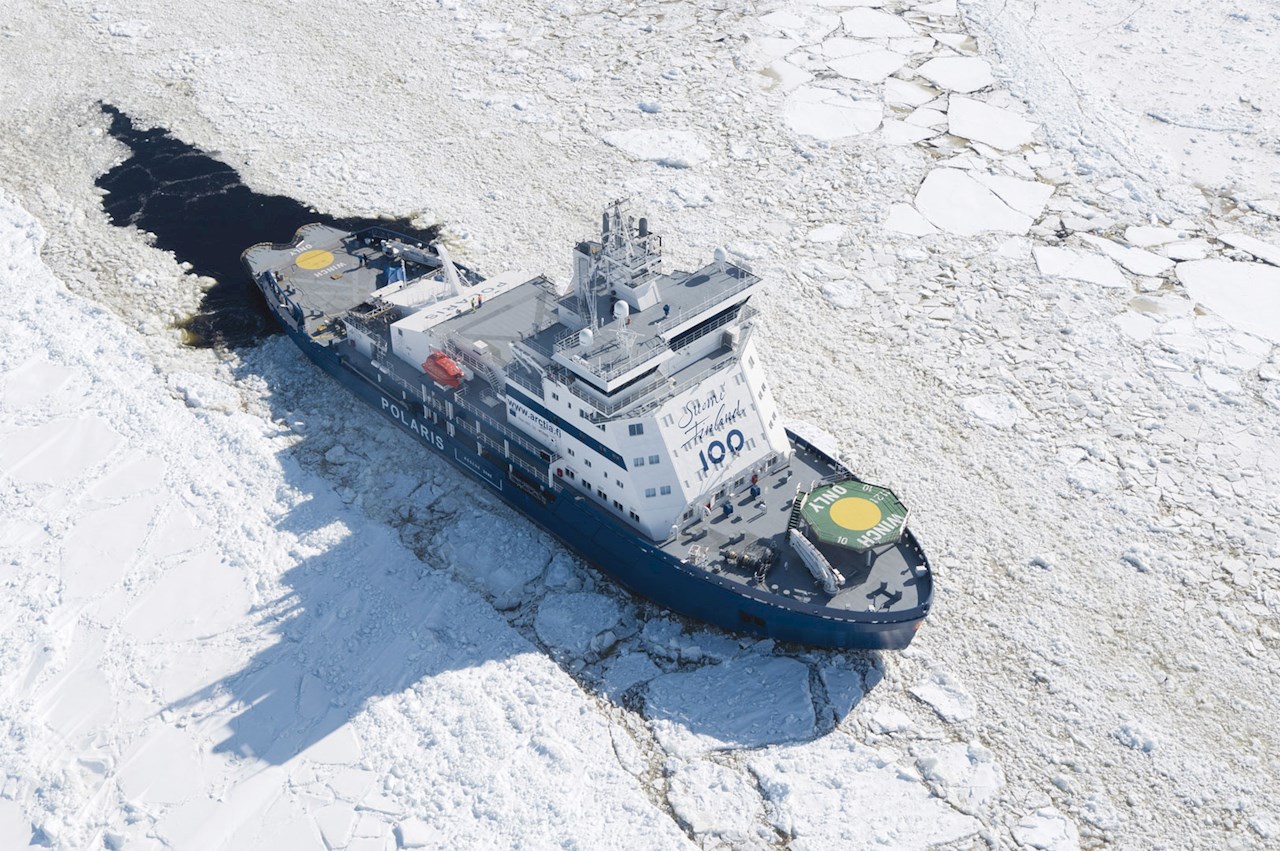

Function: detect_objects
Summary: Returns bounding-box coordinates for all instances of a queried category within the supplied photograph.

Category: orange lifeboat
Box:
[422,351,463,388]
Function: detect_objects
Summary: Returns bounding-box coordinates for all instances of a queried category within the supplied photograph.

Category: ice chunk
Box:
[435,511,553,607]
[867,704,915,733]
[916,0,959,16]
[806,223,846,242]
[750,739,981,847]
[601,652,661,699]
[784,86,882,139]
[666,760,764,846]
[884,77,938,107]
[970,172,1054,217]
[1014,808,1081,851]
[904,106,948,129]
[827,47,907,82]
[764,59,814,93]
[1218,231,1280,266]
[601,129,710,168]
[880,120,935,145]
[917,56,993,93]
[1033,246,1127,289]
[1176,259,1280,344]
[947,95,1036,150]
[962,394,1027,429]
[819,665,864,717]
[910,671,977,721]
[534,591,621,656]
[644,657,815,757]
[914,168,1032,235]
[932,31,977,52]
[841,8,915,38]
[1161,238,1212,261]
[1125,225,1181,247]
[753,36,799,61]
[168,371,241,412]
[1080,234,1174,277]
[396,819,434,849]
[916,742,1004,807]
[885,203,939,236]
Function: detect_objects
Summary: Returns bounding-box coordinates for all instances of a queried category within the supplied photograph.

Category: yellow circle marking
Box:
[829,497,882,532]
[296,249,335,270]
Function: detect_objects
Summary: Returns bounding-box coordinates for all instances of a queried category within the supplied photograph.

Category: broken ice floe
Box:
[534,591,622,656]
[1013,807,1081,851]
[644,657,815,757]
[915,741,1004,808]
[1079,234,1174,278]
[884,77,938,107]
[827,46,908,82]
[910,671,977,722]
[913,168,1039,236]
[666,760,766,848]
[1218,231,1280,267]
[916,56,993,93]
[601,128,710,168]
[885,203,939,236]
[947,95,1036,151]
[1033,246,1127,289]
[962,394,1028,429]
[1176,259,1280,344]
[841,8,916,39]
[784,86,882,139]
[750,739,981,847]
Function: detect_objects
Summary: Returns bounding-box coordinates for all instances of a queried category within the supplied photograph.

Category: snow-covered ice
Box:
[601,128,710,169]
[1033,245,1127,289]
[3,0,1280,847]
[947,95,1037,150]
[784,86,882,139]
[1176,259,1280,344]
[916,56,994,93]
[914,168,1034,235]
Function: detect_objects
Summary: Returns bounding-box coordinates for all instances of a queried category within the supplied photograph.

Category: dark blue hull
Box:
[272,316,927,650]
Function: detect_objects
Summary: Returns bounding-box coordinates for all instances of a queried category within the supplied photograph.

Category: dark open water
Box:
[96,103,440,348]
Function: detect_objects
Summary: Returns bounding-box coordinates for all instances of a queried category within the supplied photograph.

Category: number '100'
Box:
[698,429,745,471]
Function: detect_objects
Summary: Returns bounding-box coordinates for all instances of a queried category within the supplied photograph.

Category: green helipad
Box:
[800,480,908,550]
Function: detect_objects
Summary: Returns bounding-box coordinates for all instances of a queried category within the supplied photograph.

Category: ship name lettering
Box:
[382,397,445,450]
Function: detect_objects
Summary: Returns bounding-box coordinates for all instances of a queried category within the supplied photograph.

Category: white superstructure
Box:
[357,202,792,541]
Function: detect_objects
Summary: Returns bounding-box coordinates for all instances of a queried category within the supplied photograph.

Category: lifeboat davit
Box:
[422,351,463,388]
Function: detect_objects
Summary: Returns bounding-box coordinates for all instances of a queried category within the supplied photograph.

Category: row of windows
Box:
[643,485,673,498]
[633,454,661,467]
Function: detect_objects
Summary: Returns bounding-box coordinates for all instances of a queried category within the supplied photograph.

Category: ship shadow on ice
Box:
[166,337,876,765]
[96,104,438,348]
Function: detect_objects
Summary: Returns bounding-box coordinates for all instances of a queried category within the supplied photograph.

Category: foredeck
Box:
[663,437,930,616]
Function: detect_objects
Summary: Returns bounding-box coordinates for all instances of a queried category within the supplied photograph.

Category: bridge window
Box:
[628,423,644,436]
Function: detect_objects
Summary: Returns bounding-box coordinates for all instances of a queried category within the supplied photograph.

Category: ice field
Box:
[2,1,1279,848]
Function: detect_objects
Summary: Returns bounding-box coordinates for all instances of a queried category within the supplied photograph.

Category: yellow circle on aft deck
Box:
[829,497,882,532]
[296,249,335,270]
